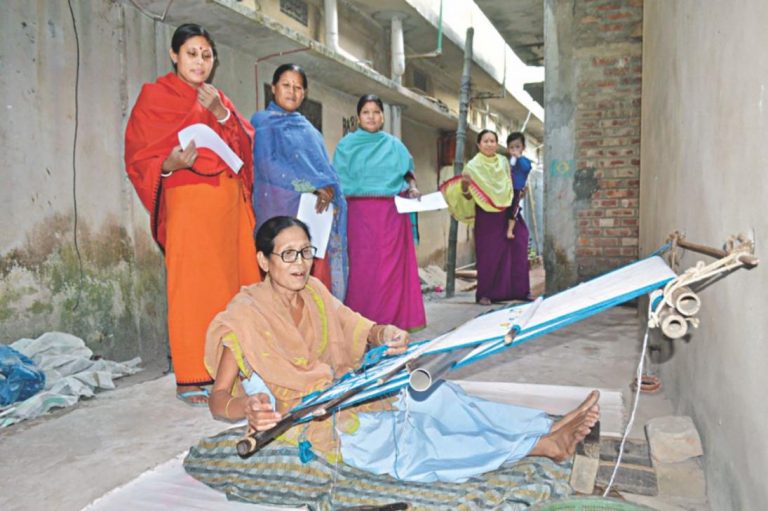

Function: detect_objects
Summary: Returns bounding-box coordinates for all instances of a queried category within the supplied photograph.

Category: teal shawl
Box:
[334,129,414,196]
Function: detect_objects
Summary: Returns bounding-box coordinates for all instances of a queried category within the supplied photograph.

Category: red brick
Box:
[605,227,634,237]
[593,57,618,66]
[605,208,636,217]
[576,248,600,257]
[606,11,634,20]
[593,237,619,247]
[577,209,606,218]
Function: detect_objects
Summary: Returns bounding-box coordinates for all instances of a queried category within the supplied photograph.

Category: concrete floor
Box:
[0,273,707,511]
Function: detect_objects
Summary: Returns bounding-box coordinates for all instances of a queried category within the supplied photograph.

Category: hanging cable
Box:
[67,0,84,311]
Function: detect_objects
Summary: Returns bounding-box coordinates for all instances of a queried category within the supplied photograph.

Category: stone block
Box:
[655,459,707,502]
[596,461,657,496]
[646,416,704,464]
[570,454,599,494]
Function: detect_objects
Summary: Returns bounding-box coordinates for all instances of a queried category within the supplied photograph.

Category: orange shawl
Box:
[205,276,394,453]
[124,72,254,249]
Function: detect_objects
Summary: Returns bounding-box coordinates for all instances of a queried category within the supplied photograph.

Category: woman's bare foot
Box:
[478,297,492,306]
[551,390,600,432]
[529,390,600,461]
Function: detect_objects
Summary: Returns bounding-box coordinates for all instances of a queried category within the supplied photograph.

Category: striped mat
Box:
[184,428,572,511]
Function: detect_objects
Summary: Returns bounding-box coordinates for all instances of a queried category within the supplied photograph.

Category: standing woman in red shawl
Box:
[124,24,261,406]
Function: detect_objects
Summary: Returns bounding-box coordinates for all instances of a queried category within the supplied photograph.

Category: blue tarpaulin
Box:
[0,345,46,406]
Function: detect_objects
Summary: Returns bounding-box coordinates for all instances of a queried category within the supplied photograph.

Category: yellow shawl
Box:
[205,276,393,455]
[439,153,512,225]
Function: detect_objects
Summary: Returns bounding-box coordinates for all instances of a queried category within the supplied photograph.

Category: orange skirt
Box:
[164,174,260,385]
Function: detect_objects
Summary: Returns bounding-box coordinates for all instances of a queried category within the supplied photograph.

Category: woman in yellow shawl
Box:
[441,129,528,304]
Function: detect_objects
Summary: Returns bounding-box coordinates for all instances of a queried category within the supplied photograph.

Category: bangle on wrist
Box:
[161,170,173,177]
[224,397,235,419]
[217,107,231,124]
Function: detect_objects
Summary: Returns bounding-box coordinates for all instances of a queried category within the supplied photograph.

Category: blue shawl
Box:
[334,129,414,196]
[251,102,348,299]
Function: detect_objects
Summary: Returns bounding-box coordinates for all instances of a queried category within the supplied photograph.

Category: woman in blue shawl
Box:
[251,64,347,299]
[334,94,426,331]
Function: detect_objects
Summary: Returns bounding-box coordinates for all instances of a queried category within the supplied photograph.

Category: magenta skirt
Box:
[345,197,426,330]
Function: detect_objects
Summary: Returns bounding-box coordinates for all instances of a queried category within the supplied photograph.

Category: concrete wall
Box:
[641,1,768,508]
[544,0,643,291]
[0,1,444,362]
[1,0,532,362]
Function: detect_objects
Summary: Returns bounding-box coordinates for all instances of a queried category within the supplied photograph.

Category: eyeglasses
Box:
[272,246,317,263]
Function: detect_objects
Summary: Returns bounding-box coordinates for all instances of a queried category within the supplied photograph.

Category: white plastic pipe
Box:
[660,309,688,339]
[324,0,339,52]
[391,15,406,83]
[671,286,701,317]
[390,104,402,138]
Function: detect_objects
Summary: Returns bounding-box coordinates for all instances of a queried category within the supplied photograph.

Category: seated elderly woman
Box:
[186,216,600,509]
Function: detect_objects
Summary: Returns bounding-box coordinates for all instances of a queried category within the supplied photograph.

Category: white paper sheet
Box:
[178,123,243,174]
[296,193,334,259]
[394,192,448,213]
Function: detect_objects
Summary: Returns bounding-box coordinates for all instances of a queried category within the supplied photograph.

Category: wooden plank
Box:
[455,381,624,437]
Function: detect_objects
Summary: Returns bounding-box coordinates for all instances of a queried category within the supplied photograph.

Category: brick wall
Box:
[573,0,643,278]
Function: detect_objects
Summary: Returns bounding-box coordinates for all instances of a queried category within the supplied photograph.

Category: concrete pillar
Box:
[543,0,579,292]
[543,0,643,292]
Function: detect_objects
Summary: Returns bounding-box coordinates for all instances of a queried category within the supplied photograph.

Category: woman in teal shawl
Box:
[333,94,426,331]
[251,64,347,299]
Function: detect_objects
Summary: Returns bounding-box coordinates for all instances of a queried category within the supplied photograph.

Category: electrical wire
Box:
[602,299,653,496]
[67,0,84,311]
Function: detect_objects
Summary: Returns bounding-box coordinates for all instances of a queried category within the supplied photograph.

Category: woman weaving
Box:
[186,216,600,508]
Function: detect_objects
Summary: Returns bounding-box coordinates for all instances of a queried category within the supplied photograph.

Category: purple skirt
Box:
[474,207,530,302]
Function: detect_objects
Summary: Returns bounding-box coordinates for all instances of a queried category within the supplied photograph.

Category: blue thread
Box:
[648,242,672,257]
[650,292,664,311]
[391,404,401,480]
[354,345,388,375]
[301,390,322,403]
[298,440,317,463]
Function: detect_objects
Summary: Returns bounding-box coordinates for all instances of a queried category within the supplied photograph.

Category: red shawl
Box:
[124,72,255,249]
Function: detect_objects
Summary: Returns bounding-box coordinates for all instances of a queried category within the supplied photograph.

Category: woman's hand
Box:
[162,142,197,174]
[407,184,422,199]
[381,325,410,356]
[197,83,229,121]
[243,393,282,432]
[460,174,472,198]
[314,186,334,213]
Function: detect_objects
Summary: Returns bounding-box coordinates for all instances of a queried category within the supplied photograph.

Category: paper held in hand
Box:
[296,193,334,259]
[394,192,448,214]
[178,123,243,174]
